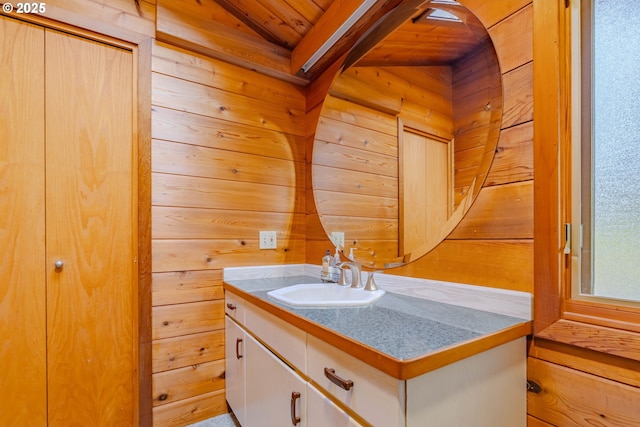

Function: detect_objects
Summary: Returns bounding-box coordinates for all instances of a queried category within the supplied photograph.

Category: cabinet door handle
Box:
[290,391,301,426]
[324,367,354,391]
[527,380,542,393]
[226,303,236,310]
[235,338,243,359]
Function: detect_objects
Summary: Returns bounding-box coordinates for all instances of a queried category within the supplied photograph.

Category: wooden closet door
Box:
[0,16,47,427]
[45,29,136,426]
[400,130,450,256]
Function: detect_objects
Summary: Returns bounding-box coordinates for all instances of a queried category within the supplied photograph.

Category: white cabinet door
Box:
[306,383,362,427]
[245,333,307,427]
[225,317,246,426]
[406,338,526,427]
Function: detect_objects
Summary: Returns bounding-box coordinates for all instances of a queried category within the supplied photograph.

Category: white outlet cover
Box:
[259,231,277,249]
[330,231,344,248]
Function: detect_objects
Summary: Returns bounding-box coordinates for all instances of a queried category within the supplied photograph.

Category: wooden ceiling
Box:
[157,0,488,85]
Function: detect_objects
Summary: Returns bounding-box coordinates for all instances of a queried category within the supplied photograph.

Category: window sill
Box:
[535,319,640,362]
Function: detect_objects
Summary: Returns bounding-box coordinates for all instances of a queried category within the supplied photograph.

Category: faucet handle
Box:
[336,263,349,286]
[348,262,362,288]
[364,270,382,291]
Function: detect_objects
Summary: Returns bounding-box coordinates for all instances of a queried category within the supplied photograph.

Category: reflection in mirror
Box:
[312,1,503,269]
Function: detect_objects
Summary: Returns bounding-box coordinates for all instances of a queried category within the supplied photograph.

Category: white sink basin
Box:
[267,283,385,307]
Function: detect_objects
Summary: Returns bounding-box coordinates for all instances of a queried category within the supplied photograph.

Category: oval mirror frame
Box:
[311,1,503,269]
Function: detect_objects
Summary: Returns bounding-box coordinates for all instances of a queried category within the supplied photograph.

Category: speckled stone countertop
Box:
[224,275,532,379]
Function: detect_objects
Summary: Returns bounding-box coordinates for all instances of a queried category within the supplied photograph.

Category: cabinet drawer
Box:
[225,291,245,323]
[245,301,306,371]
[306,335,404,427]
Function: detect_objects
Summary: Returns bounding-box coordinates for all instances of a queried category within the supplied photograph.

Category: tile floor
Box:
[187,413,240,427]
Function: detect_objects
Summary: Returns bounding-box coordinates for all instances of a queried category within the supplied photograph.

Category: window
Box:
[571,0,640,304]
[534,0,640,356]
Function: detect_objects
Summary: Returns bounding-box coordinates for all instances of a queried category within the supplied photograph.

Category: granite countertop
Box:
[224,275,532,379]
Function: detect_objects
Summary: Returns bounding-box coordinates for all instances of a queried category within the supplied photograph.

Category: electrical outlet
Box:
[330,231,344,249]
[259,231,277,249]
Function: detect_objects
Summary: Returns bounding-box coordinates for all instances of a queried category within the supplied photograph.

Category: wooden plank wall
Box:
[150,40,306,425]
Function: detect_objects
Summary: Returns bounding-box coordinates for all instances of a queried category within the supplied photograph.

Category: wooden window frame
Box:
[533,0,640,361]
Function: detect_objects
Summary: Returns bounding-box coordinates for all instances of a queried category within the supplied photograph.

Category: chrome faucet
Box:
[339,262,362,288]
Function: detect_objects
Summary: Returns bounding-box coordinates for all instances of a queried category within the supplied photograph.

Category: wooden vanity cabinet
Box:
[225,315,357,427]
[225,296,360,426]
[225,290,526,427]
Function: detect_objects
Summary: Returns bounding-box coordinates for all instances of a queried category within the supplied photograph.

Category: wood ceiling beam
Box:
[156,0,308,86]
[291,0,404,79]
[342,0,430,70]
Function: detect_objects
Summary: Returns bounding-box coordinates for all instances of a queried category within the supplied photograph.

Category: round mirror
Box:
[311,1,502,269]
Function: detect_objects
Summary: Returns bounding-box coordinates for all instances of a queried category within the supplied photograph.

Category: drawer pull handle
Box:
[324,367,354,391]
[290,391,301,425]
[235,338,243,359]
[226,303,236,310]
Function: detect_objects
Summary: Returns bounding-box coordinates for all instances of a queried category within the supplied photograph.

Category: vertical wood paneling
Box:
[0,16,47,427]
